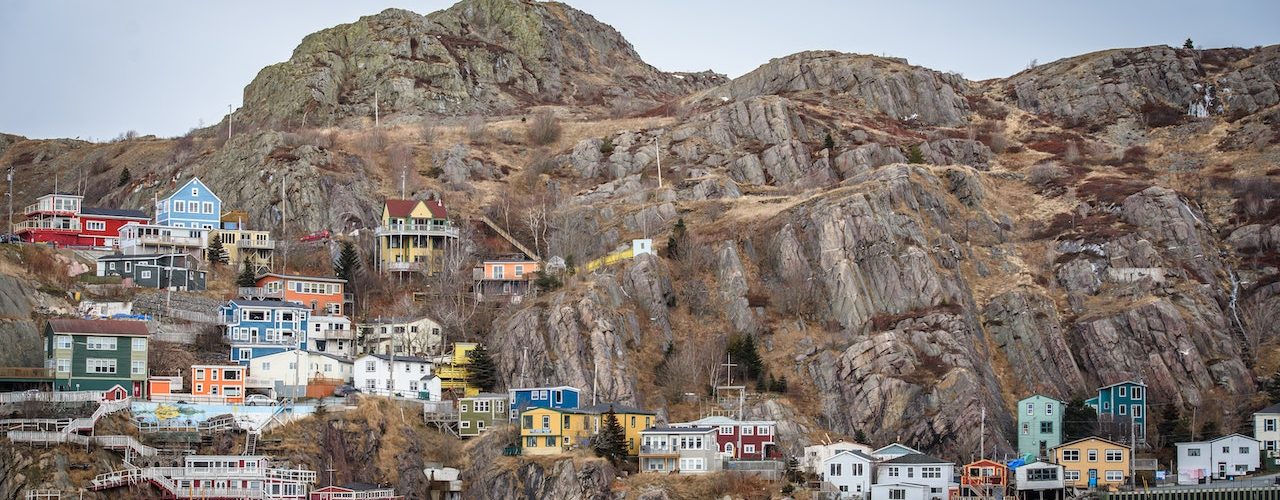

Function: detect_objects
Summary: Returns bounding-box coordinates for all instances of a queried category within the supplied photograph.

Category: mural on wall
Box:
[132,402,316,431]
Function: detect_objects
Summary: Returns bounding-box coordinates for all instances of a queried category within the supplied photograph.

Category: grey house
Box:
[96,253,207,291]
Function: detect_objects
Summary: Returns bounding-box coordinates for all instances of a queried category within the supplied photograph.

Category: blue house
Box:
[155,177,222,229]
[508,386,581,418]
[1085,380,1148,444]
[219,299,310,365]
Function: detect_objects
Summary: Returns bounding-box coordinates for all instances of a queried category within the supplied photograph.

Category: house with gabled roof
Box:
[821,449,876,499]
[874,453,954,500]
[375,198,458,276]
[1084,380,1147,445]
[872,442,922,460]
[45,318,150,396]
[1176,433,1260,484]
[581,403,657,456]
[155,177,221,229]
[1253,402,1280,457]
[1051,436,1131,489]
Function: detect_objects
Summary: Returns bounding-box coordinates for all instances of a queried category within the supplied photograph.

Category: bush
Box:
[526,111,562,146]
[117,167,132,187]
[465,116,487,145]
[1027,162,1066,189]
[599,136,615,154]
[1140,100,1185,128]
[906,144,925,164]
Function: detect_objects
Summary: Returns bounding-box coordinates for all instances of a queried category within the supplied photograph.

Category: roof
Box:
[1054,436,1130,450]
[97,253,186,261]
[360,316,438,326]
[882,453,952,465]
[580,403,656,415]
[1021,461,1063,469]
[464,393,508,400]
[191,364,244,370]
[168,177,222,203]
[511,386,581,393]
[678,415,776,426]
[1018,394,1065,404]
[873,483,930,489]
[47,318,149,337]
[249,350,352,364]
[81,207,149,219]
[1098,380,1147,390]
[1177,433,1259,446]
[1257,403,1280,415]
[825,449,876,462]
[872,443,922,456]
[520,406,593,415]
[362,353,433,364]
[965,458,1007,468]
[228,299,308,309]
[385,199,448,219]
[642,426,717,434]
[255,273,346,284]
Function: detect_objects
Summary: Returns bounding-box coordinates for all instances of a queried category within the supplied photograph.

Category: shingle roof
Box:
[827,449,876,462]
[255,273,346,284]
[48,318,149,336]
[229,299,308,308]
[81,207,149,219]
[1257,403,1280,415]
[385,199,448,219]
[580,403,656,415]
[881,453,952,465]
[465,393,507,400]
[365,353,433,364]
[642,426,717,434]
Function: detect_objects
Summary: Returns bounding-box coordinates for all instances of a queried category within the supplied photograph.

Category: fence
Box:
[1103,485,1280,499]
[0,390,101,404]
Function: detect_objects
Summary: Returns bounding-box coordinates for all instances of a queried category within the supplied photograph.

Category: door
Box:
[1039,440,1047,457]
[1217,462,1226,479]
[1088,469,1098,488]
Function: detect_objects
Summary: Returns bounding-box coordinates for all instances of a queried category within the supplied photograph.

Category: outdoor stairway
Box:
[1,397,131,435]
[7,431,158,459]
[243,430,258,455]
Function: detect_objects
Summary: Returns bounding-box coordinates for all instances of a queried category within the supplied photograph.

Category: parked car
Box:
[333,384,361,397]
[0,233,21,244]
[244,395,278,406]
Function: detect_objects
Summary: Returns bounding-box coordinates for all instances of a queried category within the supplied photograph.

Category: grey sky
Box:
[2,0,1276,140]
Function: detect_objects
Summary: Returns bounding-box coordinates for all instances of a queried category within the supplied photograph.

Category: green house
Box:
[1017,394,1064,459]
[45,318,150,397]
[459,393,508,437]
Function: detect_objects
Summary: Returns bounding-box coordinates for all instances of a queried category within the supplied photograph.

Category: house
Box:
[154,177,221,229]
[117,222,209,257]
[1051,436,1131,489]
[422,465,462,500]
[638,426,723,474]
[519,407,594,456]
[1018,395,1064,459]
[247,350,353,399]
[357,316,443,357]
[821,449,876,499]
[90,454,315,499]
[870,483,931,500]
[306,315,355,359]
[672,416,779,459]
[375,198,458,275]
[211,226,273,272]
[1084,381,1147,445]
[872,443,923,461]
[874,453,954,500]
[805,441,874,474]
[1175,433,1261,484]
[473,257,540,303]
[45,318,149,396]
[14,193,148,247]
[1013,461,1066,500]
[582,403,657,456]
[310,484,402,500]
[147,375,182,397]
[220,299,310,365]
[435,342,480,398]
[96,253,207,290]
[459,393,508,438]
[191,364,246,404]
[1253,403,1280,457]
[510,386,581,416]
[253,273,351,318]
[958,459,1007,499]
[353,354,439,400]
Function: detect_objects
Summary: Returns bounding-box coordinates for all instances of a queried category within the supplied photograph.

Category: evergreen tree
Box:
[592,407,628,464]
[236,257,258,288]
[207,236,229,266]
[726,333,764,381]
[824,132,836,150]
[1268,372,1280,404]
[1199,420,1220,441]
[1157,404,1183,448]
[117,167,131,187]
[854,429,869,444]
[907,145,925,164]
[775,375,789,393]
[1183,38,1195,49]
[666,218,687,259]
[333,240,361,283]
[784,456,802,482]
[466,344,499,392]
[1063,398,1098,441]
[565,255,576,275]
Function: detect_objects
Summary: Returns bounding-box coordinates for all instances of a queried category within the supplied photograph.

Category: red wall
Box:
[711,423,779,459]
[78,216,148,246]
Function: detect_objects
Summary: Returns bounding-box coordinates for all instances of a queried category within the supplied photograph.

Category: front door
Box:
[1217,462,1227,478]
[1039,440,1047,457]
[1088,469,1098,487]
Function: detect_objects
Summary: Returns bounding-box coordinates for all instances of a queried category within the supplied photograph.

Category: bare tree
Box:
[420,223,479,346]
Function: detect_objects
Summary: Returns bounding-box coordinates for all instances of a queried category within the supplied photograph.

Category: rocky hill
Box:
[2,0,1280,497]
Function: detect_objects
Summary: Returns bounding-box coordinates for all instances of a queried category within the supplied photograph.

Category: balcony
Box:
[0,367,55,380]
[14,219,80,232]
[237,287,283,299]
[385,261,426,273]
[376,223,459,239]
[640,445,682,455]
[123,234,203,249]
[236,238,275,250]
[317,329,355,341]
[526,427,554,435]
[23,201,78,217]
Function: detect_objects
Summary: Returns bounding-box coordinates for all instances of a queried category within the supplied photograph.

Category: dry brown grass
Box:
[618,471,777,500]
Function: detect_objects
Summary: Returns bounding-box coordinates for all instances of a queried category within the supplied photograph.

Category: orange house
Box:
[191,365,246,403]
[959,458,1008,498]
[255,273,349,317]
[473,258,539,302]
[147,375,182,397]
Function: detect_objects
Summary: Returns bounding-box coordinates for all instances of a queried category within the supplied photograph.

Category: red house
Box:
[959,458,1008,498]
[14,193,147,247]
[672,416,780,459]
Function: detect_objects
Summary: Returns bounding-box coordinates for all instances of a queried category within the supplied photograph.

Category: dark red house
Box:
[671,416,780,459]
[14,193,147,247]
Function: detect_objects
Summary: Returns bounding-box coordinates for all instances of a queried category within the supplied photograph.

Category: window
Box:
[210,385,219,395]
[1027,467,1058,481]
[86,358,117,374]
[1046,402,1055,415]
[1132,387,1143,400]
[515,265,524,277]
[742,426,754,436]
[124,262,132,273]
[174,200,186,213]
[1266,419,1276,432]
[679,458,705,471]
[744,444,755,454]
[719,426,733,435]
[1062,450,1079,462]
[1041,421,1054,434]
[888,467,899,477]
[907,467,914,478]
[545,436,555,447]
[493,266,504,279]
[191,187,199,197]
[1222,446,1230,453]
[240,349,252,361]
[522,415,533,428]
[460,420,471,429]
[56,358,70,373]
[1088,450,1098,462]
[1064,470,1080,481]
[365,361,376,372]
[86,221,105,231]
[922,466,942,478]
[132,338,146,351]
[1026,402,1034,415]
[889,489,906,500]
[1240,446,1250,454]
[1133,405,1143,418]
[1118,386,1127,397]
[56,336,72,349]
[409,381,418,391]
[1105,450,1123,462]
[1105,471,1123,482]
[203,202,213,214]
[758,425,771,435]
[541,415,550,428]
[1119,405,1127,416]
[829,463,842,476]
[1187,448,1201,456]
[86,337,116,350]
[261,362,270,370]
[195,383,203,392]
[195,369,205,380]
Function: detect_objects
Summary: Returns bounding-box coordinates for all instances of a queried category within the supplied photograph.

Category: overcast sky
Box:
[2,0,1276,140]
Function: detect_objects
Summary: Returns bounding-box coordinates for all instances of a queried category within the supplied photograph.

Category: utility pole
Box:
[228,104,233,142]
[980,405,986,459]
[280,178,287,273]
[374,89,379,128]
[401,169,406,200]
[6,166,13,234]
[655,136,662,188]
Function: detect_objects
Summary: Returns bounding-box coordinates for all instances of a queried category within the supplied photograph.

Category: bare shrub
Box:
[495,128,519,145]
[464,116,487,145]
[355,128,388,159]
[526,110,562,146]
[417,118,436,144]
[1063,141,1081,164]
[295,129,334,149]
[1234,177,1280,221]
[655,341,712,400]
[1027,162,1067,189]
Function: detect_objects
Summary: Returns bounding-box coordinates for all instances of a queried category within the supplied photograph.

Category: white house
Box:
[357,316,444,357]
[1254,403,1280,457]
[870,483,930,500]
[307,315,355,359]
[872,443,922,461]
[353,354,440,400]
[822,449,876,499]
[875,453,953,500]
[1176,433,1261,484]
[1013,461,1065,499]
[247,350,353,398]
[805,441,874,473]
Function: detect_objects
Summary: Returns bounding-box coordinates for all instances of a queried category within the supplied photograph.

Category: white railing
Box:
[8,431,157,457]
[385,261,425,272]
[238,287,283,299]
[318,329,355,340]
[0,389,97,405]
[148,394,230,404]
[0,418,70,431]
[264,468,318,483]
[376,224,459,238]
[122,234,203,248]
[318,489,400,499]
[236,238,276,249]
[14,219,80,231]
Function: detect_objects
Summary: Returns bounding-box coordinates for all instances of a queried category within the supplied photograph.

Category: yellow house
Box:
[583,403,656,456]
[436,342,479,397]
[1052,436,1131,489]
[520,407,595,456]
[375,199,458,276]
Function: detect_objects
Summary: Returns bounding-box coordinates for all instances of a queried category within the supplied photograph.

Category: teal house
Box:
[45,318,150,397]
[1085,380,1147,444]
[1017,395,1063,459]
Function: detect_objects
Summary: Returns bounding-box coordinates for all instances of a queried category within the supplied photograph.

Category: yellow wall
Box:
[379,201,446,272]
[593,412,654,456]
[520,408,593,456]
[1053,438,1131,489]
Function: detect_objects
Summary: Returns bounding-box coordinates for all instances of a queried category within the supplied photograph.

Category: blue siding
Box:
[1087,381,1147,441]
[220,300,309,365]
[156,178,222,228]
[510,387,581,413]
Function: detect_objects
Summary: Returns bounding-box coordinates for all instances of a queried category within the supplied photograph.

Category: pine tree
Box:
[1157,404,1181,448]
[775,375,788,393]
[117,167,131,187]
[823,132,835,150]
[207,236,229,266]
[236,257,257,288]
[1063,398,1098,441]
[592,407,627,464]
[907,145,925,164]
[466,344,499,392]
[854,429,869,444]
[1268,372,1280,404]
[333,240,361,283]
[784,456,802,482]
[1183,38,1195,50]
[727,333,764,381]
